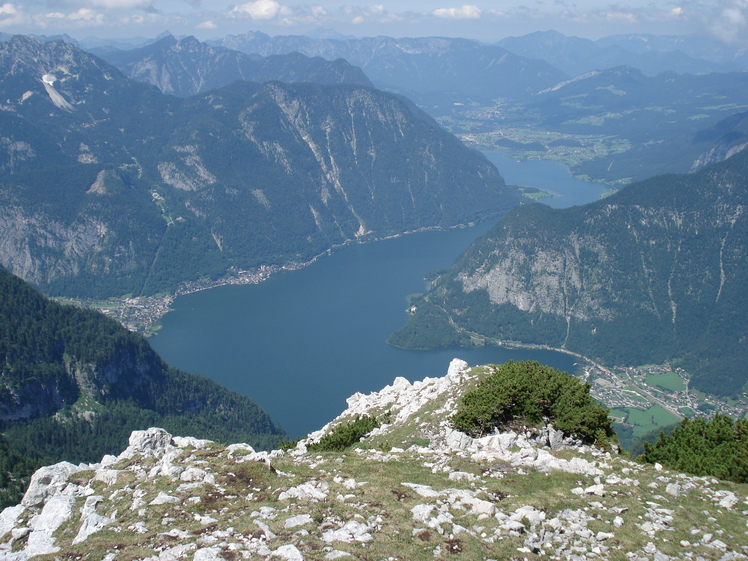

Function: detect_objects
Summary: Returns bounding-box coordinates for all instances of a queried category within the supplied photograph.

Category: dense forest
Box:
[0,266,286,506]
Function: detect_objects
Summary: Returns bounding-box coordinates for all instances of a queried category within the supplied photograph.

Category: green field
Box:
[611,404,680,440]
[645,372,686,392]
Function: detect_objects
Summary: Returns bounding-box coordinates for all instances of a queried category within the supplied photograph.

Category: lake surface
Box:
[151,154,602,438]
[483,151,608,208]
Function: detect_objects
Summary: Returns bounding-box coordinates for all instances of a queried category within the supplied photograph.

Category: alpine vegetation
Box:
[0,360,746,560]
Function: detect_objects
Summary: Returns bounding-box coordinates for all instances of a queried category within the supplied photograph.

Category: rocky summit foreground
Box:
[0,360,746,561]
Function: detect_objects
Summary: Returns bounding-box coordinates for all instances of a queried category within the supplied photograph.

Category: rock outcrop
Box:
[0,361,746,560]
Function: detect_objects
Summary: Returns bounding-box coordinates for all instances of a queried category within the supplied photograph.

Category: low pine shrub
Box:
[308,415,380,452]
[642,414,748,483]
[452,360,615,447]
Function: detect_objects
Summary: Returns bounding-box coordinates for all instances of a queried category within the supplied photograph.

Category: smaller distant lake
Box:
[483,151,609,208]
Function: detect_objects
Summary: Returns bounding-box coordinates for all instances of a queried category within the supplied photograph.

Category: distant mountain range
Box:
[208,32,568,109]
[95,34,373,97]
[525,65,748,182]
[177,30,748,183]
[498,30,748,77]
[0,35,517,298]
[391,148,748,397]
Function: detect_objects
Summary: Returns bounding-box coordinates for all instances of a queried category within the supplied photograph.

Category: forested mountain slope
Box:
[0,35,517,298]
[0,266,286,505]
[391,148,748,396]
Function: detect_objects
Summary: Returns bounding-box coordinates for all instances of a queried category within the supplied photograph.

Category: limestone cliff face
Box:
[0,349,162,424]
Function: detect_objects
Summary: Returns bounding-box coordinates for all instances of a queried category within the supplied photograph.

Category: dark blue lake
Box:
[150,153,602,438]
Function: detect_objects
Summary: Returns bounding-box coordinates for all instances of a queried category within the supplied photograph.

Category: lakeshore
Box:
[59,152,748,439]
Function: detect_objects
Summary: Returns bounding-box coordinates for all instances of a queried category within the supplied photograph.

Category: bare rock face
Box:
[21,463,85,509]
[118,427,176,460]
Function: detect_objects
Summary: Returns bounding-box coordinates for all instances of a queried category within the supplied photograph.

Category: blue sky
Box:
[1,1,747,44]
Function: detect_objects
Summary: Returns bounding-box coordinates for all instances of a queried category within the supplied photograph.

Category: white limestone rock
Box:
[72,496,112,545]
[226,443,255,456]
[322,520,373,543]
[279,481,329,502]
[25,494,75,557]
[151,492,181,505]
[584,484,605,496]
[0,505,24,540]
[271,544,304,560]
[715,491,739,509]
[311,359,470,445]
[411,504,435,523]
[22,462,84,508]
[284,514,313,529]
[511,506,545,527]
[172,436,212,450]
[119,428,176,460]
[193,547,223,561]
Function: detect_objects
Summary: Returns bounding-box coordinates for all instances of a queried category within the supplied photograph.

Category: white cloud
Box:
[0,3,27,26]
[709,0,748,44]
[232,0,291,20]
[352,15,364,23]
[67,8,105,23]
[78,0,155,9]
[433,4,481,19]
[599,10,639,23]
[197,18,216,28]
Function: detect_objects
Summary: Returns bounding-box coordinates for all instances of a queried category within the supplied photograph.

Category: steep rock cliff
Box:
[0,36,518,297]
[392,149,748,395]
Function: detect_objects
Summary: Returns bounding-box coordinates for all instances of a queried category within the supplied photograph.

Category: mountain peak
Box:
[1,360,745,559]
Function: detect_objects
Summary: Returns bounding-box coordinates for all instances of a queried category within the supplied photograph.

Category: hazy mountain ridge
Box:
[210,32,569,107]
[391,148,748,396]
[498,30,745,77]
[0,35,517,298]
[691,110,748,170]
[520,65,748,183]
[96,34,373,97]
[0,360,745,560]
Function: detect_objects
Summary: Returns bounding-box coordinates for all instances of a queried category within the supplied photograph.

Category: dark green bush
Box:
[452,360,615,446]
[642,414,748,483]
[308,415,380,452]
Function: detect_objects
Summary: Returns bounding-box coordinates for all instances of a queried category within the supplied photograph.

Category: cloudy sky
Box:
[2,0,748,44]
